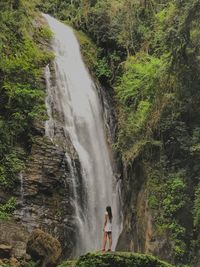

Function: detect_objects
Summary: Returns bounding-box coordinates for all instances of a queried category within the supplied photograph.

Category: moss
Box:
[0,3,53,189]
[59,252,173,267]
[75,30,111,82]
[75,30,98,74]
[27,229,61,266]
[58,261,76,267]
[0,197,16,220]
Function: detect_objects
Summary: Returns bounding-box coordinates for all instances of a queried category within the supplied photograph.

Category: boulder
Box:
[10,256,20,267]
[58,252,174,267]
[0,244,12,259]
[0,221,29,258]
[26,229,61,267]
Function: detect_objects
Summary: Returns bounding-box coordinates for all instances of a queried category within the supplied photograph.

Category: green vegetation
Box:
[58,252,173,267]
[58,260,76,267]
[1,0,200,266]
[147,169,189,262]
[194,184,200,229]
[37,1,200,265]
[25,261,37,267]
[75,30,98,75]
[0,0,53,189]
[0,197,16,219]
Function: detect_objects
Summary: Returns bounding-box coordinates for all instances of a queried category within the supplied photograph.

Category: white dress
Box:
[104,211,112,232]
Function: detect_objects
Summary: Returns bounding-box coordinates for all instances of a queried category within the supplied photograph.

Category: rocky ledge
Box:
[58,252,173,267]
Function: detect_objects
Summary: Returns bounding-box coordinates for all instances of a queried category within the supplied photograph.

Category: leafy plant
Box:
[0,197,16,219]
[0,1,52,188]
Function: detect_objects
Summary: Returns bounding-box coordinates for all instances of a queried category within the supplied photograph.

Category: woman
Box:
[102,206,112,252]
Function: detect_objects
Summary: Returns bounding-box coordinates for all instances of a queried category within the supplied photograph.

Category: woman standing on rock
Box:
[102,206,113,252]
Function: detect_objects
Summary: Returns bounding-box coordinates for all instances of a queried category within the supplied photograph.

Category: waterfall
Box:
[43,14,122,255]
[44,65,54,141]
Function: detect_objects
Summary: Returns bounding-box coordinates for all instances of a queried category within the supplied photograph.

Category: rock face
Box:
[27,229,61,267]
[58,252,173,267]
[0,113,82,259]
[116,161,171,262]
[12,122,81,258]
[0,221,29,258]
[10,257,21,267]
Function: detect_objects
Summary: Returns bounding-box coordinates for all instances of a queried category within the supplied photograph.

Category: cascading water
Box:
[45,65,54,141]
[43,14,122,255]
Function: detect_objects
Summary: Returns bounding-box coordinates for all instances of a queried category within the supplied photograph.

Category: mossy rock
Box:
[58,252,173,267]
[27,229,61,267]
[58,260,76,267]
[75,30,98,73]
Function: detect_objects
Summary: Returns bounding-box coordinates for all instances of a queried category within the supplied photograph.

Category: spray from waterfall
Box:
[43,14,122,255]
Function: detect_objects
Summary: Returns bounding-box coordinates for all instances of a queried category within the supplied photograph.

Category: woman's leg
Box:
[102,231,107,251]
[108,232,112,251]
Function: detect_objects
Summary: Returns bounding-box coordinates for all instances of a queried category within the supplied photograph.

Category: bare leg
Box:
[108,233,112,251]
[102,231,107,251]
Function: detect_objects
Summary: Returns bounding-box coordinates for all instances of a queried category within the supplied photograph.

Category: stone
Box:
[10,256,20,267]
[59,252,174,267]
[26,229,61,267]
[20,262,29,267]
[1,258,10,265]
[0,244,12,259]
[24,253,31,261]
[0,221,29,259]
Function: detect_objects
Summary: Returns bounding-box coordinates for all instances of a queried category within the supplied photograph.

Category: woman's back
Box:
[105,211,112,232]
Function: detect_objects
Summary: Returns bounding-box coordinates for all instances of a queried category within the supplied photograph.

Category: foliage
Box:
[33,0,200,265]
[1,0,200,266]
[147,169,190,262]
[0,197,16,219]
[58,261,76,267]
[58,252,173,267]
[75,30,112,83]
[37,0,200,265]
[194,183,200,229]
[0,1,52,188]
[115,53,169,161]
[0,150,25,187]
[77,252,173,267]
[75,30,98,74]
[0,264,10,267]
[116,54,165,104]
[27,261,37,267]
[34,24,53,41]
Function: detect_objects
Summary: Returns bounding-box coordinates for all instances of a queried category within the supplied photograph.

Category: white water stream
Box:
[43,14,122,255]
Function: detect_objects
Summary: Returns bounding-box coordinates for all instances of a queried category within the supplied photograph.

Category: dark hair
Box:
[106,206,112,222]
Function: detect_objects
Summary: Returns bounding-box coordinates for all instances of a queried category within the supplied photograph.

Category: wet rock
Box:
[27,229,61,267]
[10,133,79,257]
[0,244,12,259]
